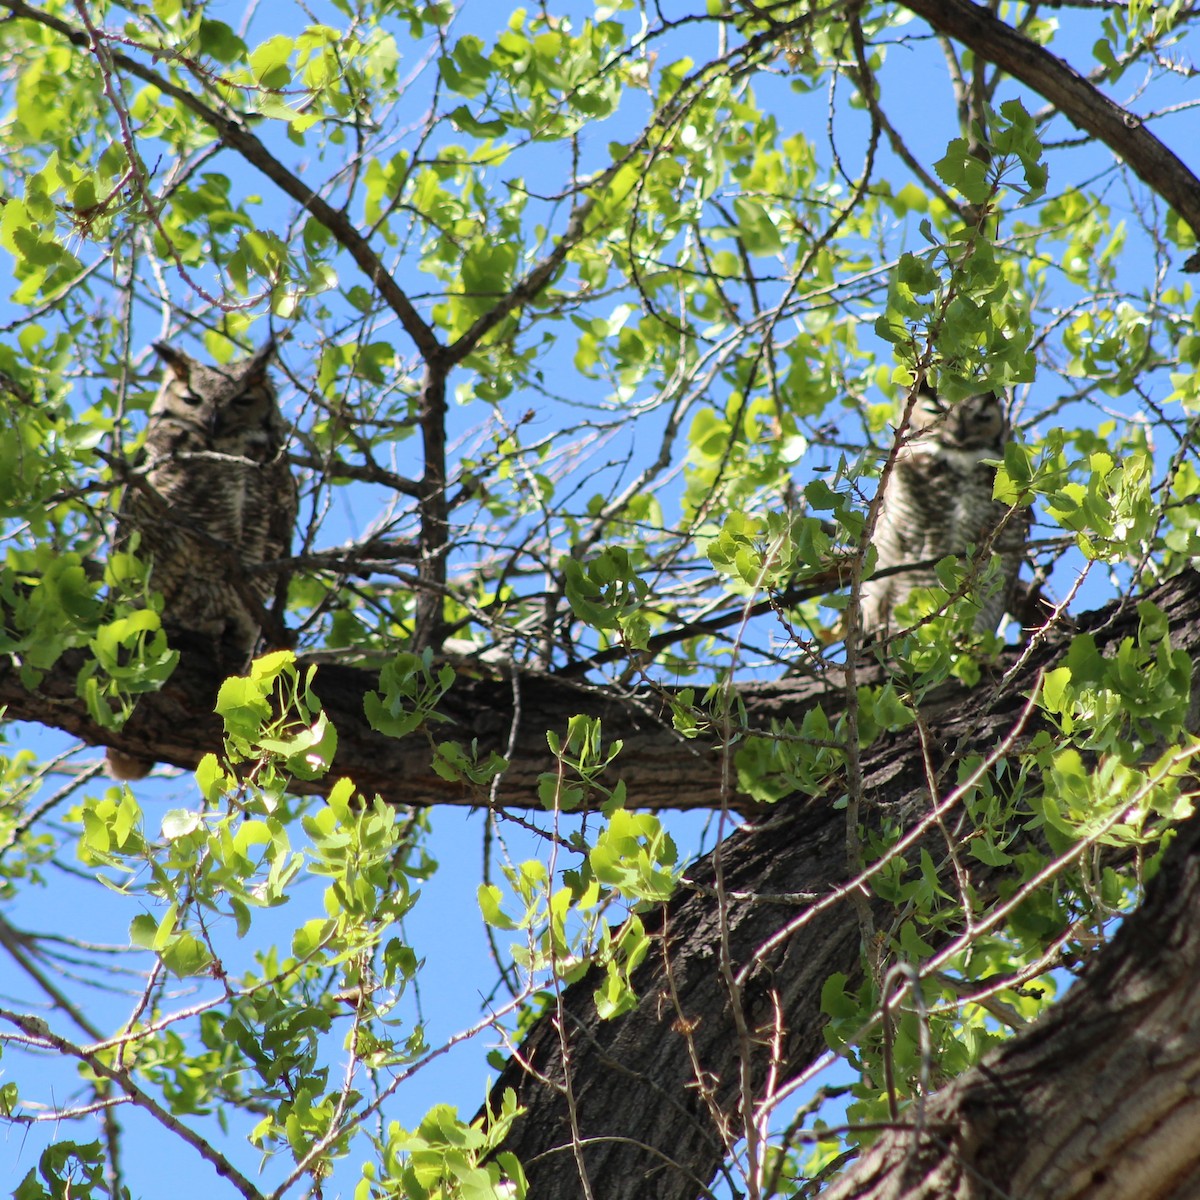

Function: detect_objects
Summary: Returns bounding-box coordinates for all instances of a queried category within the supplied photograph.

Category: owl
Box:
[857,385,1025,639]
[106,340,297,779]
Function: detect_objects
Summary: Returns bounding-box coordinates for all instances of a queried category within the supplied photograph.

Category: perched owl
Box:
[858,386,1025,639]
[106,340,297,779]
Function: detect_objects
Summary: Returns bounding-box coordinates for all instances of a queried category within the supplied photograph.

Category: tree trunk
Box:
[823,812,1200,1200]
[484,571,1200,1198]
[11,565,1200,1197]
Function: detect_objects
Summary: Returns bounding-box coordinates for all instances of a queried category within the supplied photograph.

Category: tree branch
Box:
[0,631,839,811]
[903,0,1200,264]
[447,192,598,363]
[0,0,443,359]
[482,569,1200,1199]
[823,809,1200,1199]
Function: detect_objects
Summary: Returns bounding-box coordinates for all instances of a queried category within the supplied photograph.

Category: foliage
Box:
[0,0,1198,1197]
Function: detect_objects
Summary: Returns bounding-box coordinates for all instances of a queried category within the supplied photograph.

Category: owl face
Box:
[150,340,285,457]
[908,384,1007,451]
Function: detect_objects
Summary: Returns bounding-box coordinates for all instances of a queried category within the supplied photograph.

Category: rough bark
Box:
[13,572,1189,814]
[482,570,1200,1200]
[0,634,841,810]
[823,812,1200,1200]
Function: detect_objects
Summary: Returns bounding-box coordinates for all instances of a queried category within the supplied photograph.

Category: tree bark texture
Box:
[0,633,841,810]
[13,575,1196,813]
[823,812,1200,1200]
[482,571,1200,1199]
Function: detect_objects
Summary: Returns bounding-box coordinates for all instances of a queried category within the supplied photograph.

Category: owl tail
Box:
[105,746,156,781]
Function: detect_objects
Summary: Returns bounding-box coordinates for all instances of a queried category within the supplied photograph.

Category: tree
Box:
[1,1,1199,1198]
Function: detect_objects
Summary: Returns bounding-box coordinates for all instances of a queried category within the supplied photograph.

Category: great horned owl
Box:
[106,340,297,779]
[858,386,1025,639]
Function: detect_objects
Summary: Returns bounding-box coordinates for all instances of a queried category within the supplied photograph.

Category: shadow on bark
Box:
[483,571,1200,1200]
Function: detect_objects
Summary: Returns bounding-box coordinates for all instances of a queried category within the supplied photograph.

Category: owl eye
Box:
[179,391,202,406]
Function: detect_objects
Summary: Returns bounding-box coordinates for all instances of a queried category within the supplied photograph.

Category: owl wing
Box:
[860,444,1025,638]
[254,452,299,648]
[859,449,956,634]
[972,497,1030,634]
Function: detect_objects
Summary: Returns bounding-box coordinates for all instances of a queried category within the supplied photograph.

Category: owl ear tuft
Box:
[244,337,277,384]
[152,341,194,382]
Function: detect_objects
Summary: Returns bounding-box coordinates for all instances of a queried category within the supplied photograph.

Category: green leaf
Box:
[129,913,158,949]
[161,808,202,840]
[477,884,518,930]
[448,105,508,137]
[160,932,213,978]
[250,35,295,88]
[199,19,247,63]
[933,137,992,205]
[732,197,783,255]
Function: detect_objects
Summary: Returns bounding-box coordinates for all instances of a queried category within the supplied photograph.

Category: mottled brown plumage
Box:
[106,340,296,779]
[859,386,1025,638]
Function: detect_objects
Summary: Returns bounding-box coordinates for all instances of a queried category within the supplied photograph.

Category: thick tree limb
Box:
[0,560,995,806]
[0,570,1191,818]
[482,570,1200,1200]
[0,629,844,810]
[903,0,1200,262]
[823,810,1200,1200]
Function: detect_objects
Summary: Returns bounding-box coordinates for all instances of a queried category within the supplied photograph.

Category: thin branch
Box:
[0,1008,266,1200]
[901,0,1200,265]
[0,0,443,358]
